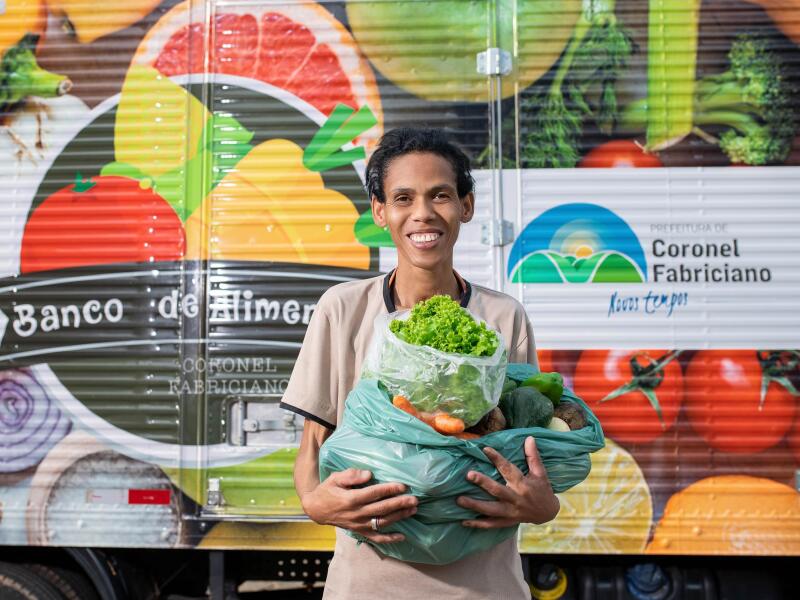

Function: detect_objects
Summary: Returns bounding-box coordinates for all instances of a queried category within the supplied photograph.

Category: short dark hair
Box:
[365,127,475,203]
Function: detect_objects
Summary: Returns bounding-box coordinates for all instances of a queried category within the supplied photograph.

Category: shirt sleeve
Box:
[509,308,539,370]
[279,295,338,430]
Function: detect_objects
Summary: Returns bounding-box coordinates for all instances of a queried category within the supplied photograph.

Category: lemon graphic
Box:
[519,440,652,554]
[185,137,369,269]
[114,65,209,180]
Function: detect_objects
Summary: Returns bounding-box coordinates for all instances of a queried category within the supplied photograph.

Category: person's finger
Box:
[373,505,418,529]
[465,471,514,501]
[462,517,517,529]
[331,468,373,487]
[359,530,406,544]
[456,495,508,517]
[356,494,417,519]
[524,436,546,478]
[350,481,408,504]
[483,447,522,484]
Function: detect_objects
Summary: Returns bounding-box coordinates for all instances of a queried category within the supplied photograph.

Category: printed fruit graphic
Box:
[537,349,554,373]
[20,175,185,273]
[102,65,254,220]
[574,350,683,444]
[519,440,653,553]
[685,350,798,454]
[48,0,162,43]
[184,137,369,269]
[346,0,581,102]
[579,140,664,168]
[107,65,209,180]
[789,415,800,463]
[647,475,800,554]
[131,0,382,144]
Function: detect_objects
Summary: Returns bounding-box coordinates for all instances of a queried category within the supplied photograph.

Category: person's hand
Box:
[302,468,418,544]
[456,436,559,528]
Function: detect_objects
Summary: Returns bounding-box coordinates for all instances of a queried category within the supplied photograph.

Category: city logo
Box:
[508,203,646,283]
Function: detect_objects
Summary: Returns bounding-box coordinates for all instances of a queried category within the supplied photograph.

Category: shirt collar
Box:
[382,268,472,312]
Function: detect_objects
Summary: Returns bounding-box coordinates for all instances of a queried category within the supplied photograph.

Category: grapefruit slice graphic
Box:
[131,0,382,145]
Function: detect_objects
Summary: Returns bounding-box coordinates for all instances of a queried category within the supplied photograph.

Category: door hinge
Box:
[481,219,514,247]
[476,48,512,76]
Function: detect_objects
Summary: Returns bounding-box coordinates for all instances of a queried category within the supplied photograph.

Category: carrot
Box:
[432,412,465,435]
[454,432,480,440]
[419,412,437,427]
[392,395,420,417]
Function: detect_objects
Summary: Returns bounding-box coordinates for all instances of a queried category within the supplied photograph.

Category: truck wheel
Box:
[24,564,100,600]
[0,562,63,600]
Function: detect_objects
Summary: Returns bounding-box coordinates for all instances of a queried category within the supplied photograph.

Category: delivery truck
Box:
[1,0,799,597]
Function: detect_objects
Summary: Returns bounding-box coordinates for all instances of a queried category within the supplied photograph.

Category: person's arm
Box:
[294,419,419,544]
[294,419,332,502]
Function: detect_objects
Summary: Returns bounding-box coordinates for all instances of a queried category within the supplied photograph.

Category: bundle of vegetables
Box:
[319,362,605,564]
[0,34,71,115]
[621,25,797,165]
[519,0,634,168]
[363,295,507,427]
[394,369,590,438]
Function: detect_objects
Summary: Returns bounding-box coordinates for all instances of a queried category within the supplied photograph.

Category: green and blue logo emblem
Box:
[508,203,646,283]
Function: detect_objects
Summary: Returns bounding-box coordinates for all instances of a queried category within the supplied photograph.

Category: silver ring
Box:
[370,517,381,532]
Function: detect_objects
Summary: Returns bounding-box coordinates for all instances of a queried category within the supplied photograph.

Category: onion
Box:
[0,369,71,473]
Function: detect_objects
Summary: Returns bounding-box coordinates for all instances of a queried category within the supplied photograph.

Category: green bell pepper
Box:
[520,372,564,407]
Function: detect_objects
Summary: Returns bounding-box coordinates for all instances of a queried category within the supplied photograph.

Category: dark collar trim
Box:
[382,268,472,312]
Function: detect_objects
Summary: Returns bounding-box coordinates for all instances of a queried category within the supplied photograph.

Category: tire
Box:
[24,564,100,600]
[0,562,64,600]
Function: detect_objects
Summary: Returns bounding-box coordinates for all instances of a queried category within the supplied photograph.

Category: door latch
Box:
[476,48,512,76]
[207,477,224,507]
[481,219,514,247]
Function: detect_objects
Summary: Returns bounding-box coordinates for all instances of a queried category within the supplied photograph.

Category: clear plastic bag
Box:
[361,311,507,427]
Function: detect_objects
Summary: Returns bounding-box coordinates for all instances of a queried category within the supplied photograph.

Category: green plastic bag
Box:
[318,363,605,565]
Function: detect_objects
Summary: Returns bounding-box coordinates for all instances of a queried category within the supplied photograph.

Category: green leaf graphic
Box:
[354,209,394,247]
[154,112,254,220]
[303,104,377,172]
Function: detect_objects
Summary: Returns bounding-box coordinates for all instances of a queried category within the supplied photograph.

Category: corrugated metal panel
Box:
[510,0,800,557]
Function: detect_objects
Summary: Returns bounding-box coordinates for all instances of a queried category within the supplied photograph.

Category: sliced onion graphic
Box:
[0,369,71,473]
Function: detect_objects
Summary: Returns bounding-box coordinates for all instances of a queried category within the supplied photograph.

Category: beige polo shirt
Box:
[281,270,538,600]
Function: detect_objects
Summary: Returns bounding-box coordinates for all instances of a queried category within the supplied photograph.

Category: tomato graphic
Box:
[573,349,683,444]
[788,415,800,463]
[21,175,185,273]
[685,350,798,454]
[579,140,663,168]
[537,349,554,373]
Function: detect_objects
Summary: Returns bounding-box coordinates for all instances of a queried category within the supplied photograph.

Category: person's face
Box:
[371,152,474,271]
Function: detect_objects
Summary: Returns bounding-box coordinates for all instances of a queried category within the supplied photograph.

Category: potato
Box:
[467,407,507,436]
[553,402,587,430]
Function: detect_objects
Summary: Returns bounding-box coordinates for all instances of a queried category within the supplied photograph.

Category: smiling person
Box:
[281,127,559,599]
